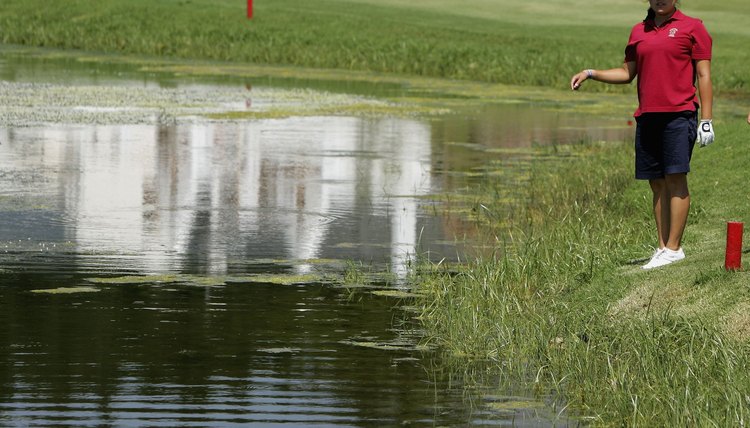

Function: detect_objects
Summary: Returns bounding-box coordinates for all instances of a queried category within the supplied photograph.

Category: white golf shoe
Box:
[642,247,685,270]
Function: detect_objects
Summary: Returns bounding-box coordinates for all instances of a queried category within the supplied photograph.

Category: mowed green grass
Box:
[1,0,749,93]
[340,0,750,34]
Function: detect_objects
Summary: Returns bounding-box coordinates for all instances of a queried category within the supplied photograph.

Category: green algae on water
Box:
[339,339,432,352]
[31,286,101,294]
[0,80,427,127]
[484,398,547,412]
[86,273,331,287]
[87,275,183,285]
[257,347,300,354]
[226,273,325,286]
[370,289,422,299]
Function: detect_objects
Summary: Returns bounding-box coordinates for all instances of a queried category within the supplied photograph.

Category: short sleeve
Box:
[691,21,712,60]
[624,26,639,63]
[624,43,637,63]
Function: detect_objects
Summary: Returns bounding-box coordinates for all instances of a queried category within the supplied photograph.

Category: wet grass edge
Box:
[412,124,750,425]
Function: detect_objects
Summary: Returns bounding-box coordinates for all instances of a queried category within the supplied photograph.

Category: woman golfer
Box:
[570,0,713,270]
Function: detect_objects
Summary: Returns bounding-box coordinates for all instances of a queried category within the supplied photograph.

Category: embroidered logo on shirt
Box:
[668,28,679,38]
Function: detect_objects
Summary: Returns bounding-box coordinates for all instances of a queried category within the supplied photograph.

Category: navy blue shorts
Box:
[634,111,697,180]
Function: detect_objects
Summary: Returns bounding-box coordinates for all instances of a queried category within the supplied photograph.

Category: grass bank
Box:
[3,0,750,425]
[414,120,750,425]
[1,0,749,94]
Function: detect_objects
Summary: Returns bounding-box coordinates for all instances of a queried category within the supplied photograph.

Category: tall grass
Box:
[415,124,750,424]
[1,0,749,94]
[417,142,644,358]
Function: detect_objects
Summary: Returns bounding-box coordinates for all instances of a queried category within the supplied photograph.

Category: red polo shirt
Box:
[624,9,712,117]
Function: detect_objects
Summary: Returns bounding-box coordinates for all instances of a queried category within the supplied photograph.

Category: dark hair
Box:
[645,8,655,21]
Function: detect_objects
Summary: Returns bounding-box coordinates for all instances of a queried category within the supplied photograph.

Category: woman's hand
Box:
[570,70,592,90]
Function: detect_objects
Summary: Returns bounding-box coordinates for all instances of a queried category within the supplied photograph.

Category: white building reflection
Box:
[0,116,433,278]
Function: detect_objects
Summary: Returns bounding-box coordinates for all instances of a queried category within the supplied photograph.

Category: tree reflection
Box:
[1,116,436,278]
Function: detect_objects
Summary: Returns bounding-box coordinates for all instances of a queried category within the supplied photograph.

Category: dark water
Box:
[0,47,632,426]
[1,276,513,427]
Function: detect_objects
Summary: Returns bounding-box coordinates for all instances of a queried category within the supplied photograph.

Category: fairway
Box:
[320,0,750,33]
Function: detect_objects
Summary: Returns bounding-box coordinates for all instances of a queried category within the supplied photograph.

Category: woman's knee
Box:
[665,173,689,197]
[649,178,666,194]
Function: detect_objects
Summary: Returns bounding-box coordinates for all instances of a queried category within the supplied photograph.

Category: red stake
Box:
[247,0,253,19]
[725,221,744,271]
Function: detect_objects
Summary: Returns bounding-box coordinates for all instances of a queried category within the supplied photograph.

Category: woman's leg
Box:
[649,174,689,251]
[649,178,669,249]
[641,112,694,269]
[664,173,690,250]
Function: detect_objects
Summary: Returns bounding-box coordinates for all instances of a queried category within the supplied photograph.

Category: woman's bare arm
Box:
[571,62,637,90]
[695,60,713,120]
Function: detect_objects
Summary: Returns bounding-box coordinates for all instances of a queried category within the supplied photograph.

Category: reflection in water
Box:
[0,116,435,278]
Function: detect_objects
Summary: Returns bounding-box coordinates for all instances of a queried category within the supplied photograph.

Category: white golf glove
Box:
[697,119,714,147]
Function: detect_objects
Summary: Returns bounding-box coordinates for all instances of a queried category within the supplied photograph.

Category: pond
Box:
[0,47,633,426]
